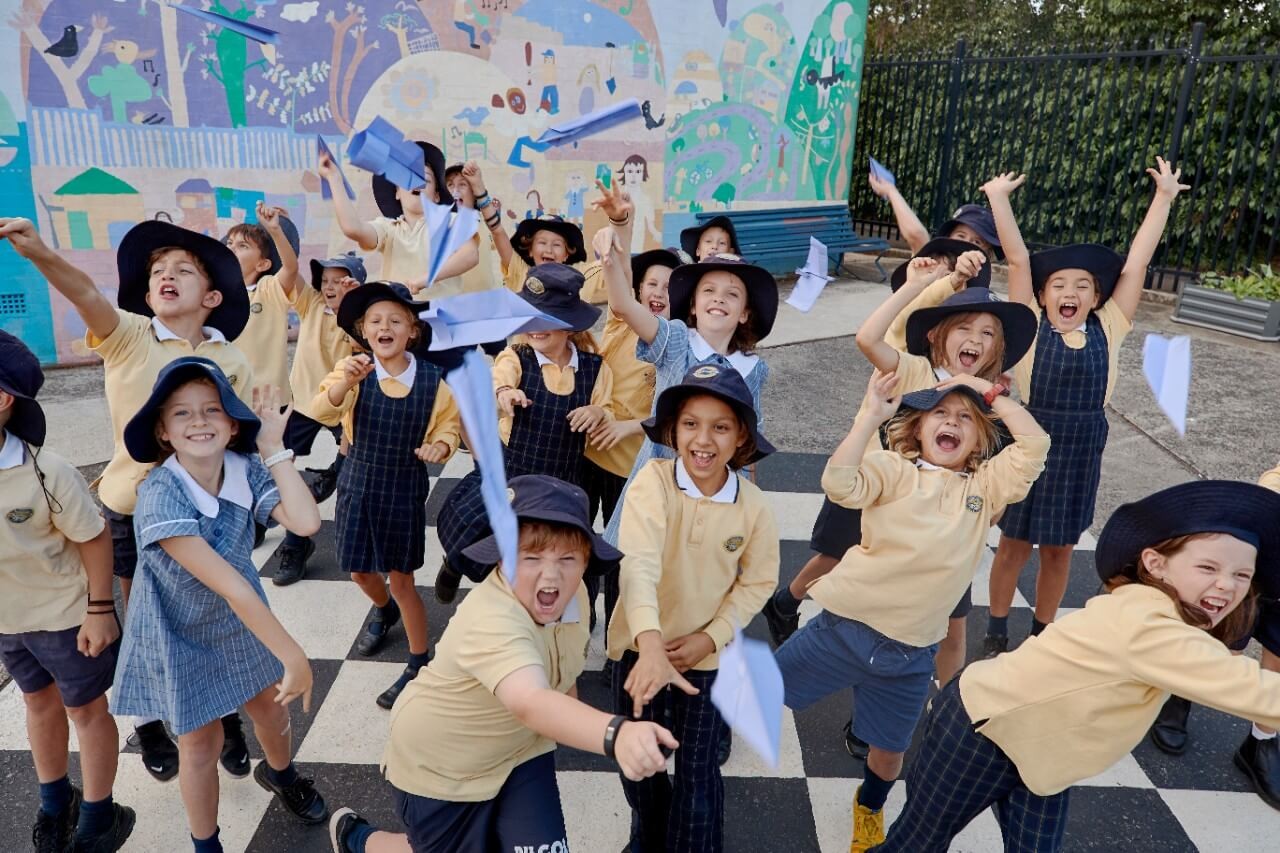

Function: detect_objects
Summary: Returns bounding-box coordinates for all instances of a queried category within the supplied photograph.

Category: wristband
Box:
[609,214,631,226]
[982,383,1008,406]
[477,195,492,210]
[495,385,513,397]
[603,714,628,760]
[263,449,295,468]
[88,598,114,607]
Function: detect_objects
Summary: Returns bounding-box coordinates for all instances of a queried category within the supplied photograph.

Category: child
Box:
[272,252,366,587]
[609,363,780,852]
[0,216,254,783]
[777,372,1048,851]
[680,215,740,261]
[443,162,504,297]
[313,282,461,709]
[329,475,677,853]
[874,479,1280,852]
[867,163,1003,260]
[0,331,135,852]
[319,140,477,297]
[433,263,615,600]
[981,159,1190,656]
[111,359,327,851]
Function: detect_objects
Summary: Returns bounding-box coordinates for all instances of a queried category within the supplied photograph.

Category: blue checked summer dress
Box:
[112,452,284,735]
[603,316,768,546]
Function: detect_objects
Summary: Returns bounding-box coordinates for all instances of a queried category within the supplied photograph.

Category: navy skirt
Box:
[999,407,1107,546]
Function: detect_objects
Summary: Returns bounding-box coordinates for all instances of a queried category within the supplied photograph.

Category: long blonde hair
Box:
[883,395,1001,473]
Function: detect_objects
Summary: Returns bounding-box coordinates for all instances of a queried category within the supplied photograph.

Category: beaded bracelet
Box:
[263,449,295,469]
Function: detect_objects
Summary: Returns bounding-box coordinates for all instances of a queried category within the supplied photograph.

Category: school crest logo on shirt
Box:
[250,303,264,314]
[966,496,984,513]
[692,365,720,379]
[6,508,33,524]
[723,535,744,552]
[525,276,546,295]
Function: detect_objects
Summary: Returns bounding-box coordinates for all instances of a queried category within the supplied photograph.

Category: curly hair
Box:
[882,395,1001,472]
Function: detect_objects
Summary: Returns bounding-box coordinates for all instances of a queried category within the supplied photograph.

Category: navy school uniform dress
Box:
[336,354,446,574]
[998,311,1109,546]
[436,343,601,581]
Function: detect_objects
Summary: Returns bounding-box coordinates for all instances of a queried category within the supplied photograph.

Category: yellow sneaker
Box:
[850,785,886,852]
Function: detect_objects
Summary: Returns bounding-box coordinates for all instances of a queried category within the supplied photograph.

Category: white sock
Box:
[1251,724,1277,741]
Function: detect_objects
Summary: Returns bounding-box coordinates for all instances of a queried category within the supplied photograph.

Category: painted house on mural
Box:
[2,0,868,364]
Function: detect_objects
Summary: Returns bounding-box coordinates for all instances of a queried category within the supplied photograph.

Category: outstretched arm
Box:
[870,172,930,253]
[318,151,378,250]
[464,161,515,269]
[257,203,300,299]
[980,172,1032,306]
[855,256,957,372]
[0,217,119,340]
[592,182,658,343]
[1112,157,1190,322]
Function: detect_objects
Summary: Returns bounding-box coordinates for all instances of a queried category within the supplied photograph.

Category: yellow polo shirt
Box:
[0,437,105,634]
[491,343,614,445]
[885,274,958,353]
[586,312,656,478]
[607,458,780,669]
[289,286,353,421]
[1011,298,1131,405]
[383,571,589,801]
[311,357,461,455]
[812,432,1050,647]
[88,310,254,515]
[239,274,293,402]
[960,583,1280,796]
[369,216,464,299]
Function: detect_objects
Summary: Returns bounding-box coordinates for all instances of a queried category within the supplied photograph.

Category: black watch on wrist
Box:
[603,714,628,760]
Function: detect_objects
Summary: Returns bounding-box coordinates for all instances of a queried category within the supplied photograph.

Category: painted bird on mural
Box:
[102,39,158,66]
[44,24,80,58]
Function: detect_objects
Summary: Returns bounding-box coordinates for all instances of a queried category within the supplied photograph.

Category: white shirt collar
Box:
[675,457,739,503]
[916,458,945,471]
[162,452,253,518]
[687,330,760,378]
[533,341,579,371]
[0,430,25,470]
[1052,323,1087,337]
[374,354,416,387]
[151,317,228,345]
[933,365,952,381]
[246,282,258,293]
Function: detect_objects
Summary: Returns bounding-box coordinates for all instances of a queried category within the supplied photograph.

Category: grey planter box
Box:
[1172,282,1280,341]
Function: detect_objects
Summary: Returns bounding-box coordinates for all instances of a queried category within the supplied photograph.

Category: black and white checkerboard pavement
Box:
[0,444,1274,852]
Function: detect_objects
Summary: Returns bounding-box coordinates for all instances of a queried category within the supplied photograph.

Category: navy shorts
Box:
[776,611,938,753]
[0,625,120,708]
[102,506,137,580]
[394,751,568,853]
[283,410,343,456]
[951,585,973,620]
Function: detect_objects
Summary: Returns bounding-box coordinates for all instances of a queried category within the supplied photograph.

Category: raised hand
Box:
[980,172,1026,198]
[864,370,902,424]
[591,178,633,223]
[252,385,292,453]
[1147,156,1191,199]
[952,250,988,286]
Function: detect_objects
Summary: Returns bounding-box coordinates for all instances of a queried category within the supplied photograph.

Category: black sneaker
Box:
[306,463,341,503]
[254,762,329,824]
[762,592,800,648]
[135,720,179,782]
[273,538,315,587]
[716,728,732,766]
[434,562,462,604]
[220,712,251,778]
[253,522,267,549]
[355,599,401,656]
[33,786,80,853]
[376,660,427,710]
[842,719,870,761]
[1234,732,1280,810]
[70,802,136,853]
[330,807,372,853]
[1150,695,1192,756]
[981,634,1009,660]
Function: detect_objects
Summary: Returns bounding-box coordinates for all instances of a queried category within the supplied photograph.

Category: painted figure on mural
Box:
[539,48,560,114]
[453,0,484,50]
[618,154,660,252]
[564,172,587,225]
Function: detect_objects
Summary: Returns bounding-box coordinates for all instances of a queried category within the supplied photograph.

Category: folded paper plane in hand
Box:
[785,236,834,313]
[172,4,280,45]
[710,628,784,768]
[869,157,896,186]
[535,99,643,147]
[422,202,480,289]
[1142,333,1191,436]
[347,117,426,191]
[419,288,570,351]
[317,136,356,202]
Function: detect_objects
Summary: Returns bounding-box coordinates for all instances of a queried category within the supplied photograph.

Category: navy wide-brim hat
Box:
[905,287,1038,371]
[1030,243,1126,302]
[461,474,623,579]
[372,141,452,219]
[310,252,368,291]
[0,330,47,446]
[513,216,588,266]
[630,247,687,295]
[680,215,740,259]
[898,384,992,415]
[336,281,431,349]
[265,215,301,276]
[642,362,775,466]
[519,263,600,332]
[668,254,778,341]
[117,220,250,340]
[890,237,993,292]
[124,356,259,463]
[1096,481,1280,601]
[938,204,1004,260]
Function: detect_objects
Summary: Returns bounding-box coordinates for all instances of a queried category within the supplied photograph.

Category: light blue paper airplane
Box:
[711,628,784,768]
[422,201,480,288]
[418,288,570,351]
[785,236,834,313]
[1142,333,1191,436]
[317,135,356,202]
[347,117,426,191]
[869,157,896,187]
[535,98,643,147]
[172,4,279,45]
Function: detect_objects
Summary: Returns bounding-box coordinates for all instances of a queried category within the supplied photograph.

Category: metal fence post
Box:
[1170,22,1206,166]
[933,39,967,228]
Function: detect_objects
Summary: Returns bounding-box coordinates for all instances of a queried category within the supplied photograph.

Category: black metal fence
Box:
[850,24,1280,290]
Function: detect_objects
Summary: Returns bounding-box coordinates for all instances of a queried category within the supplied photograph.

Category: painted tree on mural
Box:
[199,1,269,128]
[9,7,112,110]
[326,3,379,134]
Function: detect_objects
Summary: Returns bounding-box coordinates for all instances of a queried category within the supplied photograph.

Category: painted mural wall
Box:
[0,0,867,364]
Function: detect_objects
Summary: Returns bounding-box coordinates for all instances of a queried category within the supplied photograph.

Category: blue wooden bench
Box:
[693,204,890,281]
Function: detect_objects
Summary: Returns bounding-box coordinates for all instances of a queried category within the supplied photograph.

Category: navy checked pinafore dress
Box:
[436,344,602,580]
[999,312,1109,546]
[335,355,444,574]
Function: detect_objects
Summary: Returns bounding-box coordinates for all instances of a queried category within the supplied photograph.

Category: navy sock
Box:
[283,529,307,549]
[264,762,299,788]
[346,821,376,853]
[76,796,114,839]
[987,614,1009,637]
[38,775,73,816]
[407,651,431,672]
[1030,617,1050,637]
[772,585,801,616]
[858,766,894,812]
[192,827,223,853]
